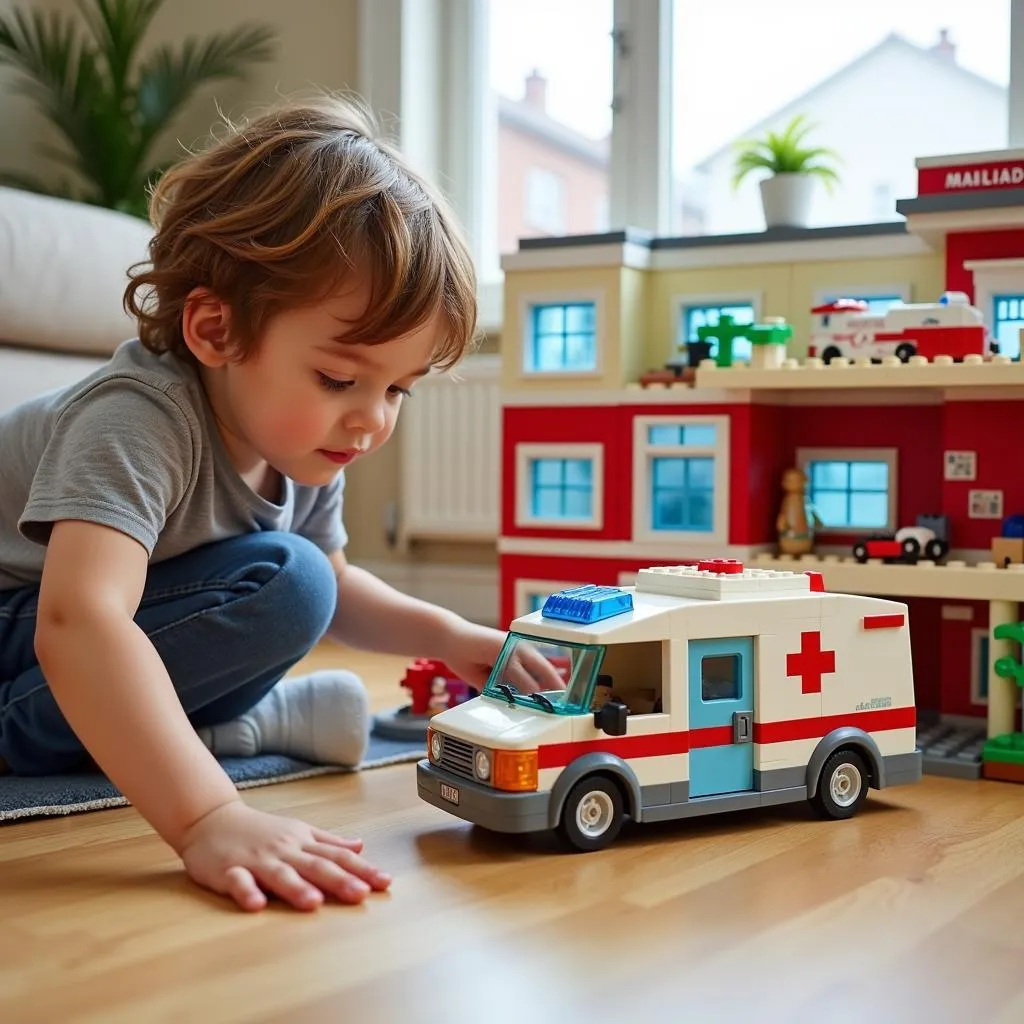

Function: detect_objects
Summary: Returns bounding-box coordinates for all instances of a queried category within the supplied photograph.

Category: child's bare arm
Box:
[35,520,239,844]
[34,521,390,910]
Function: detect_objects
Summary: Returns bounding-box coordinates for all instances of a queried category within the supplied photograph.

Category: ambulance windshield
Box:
[482,633,602,715]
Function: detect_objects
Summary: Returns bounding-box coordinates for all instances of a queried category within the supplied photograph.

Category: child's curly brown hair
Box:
[124,94,478,370]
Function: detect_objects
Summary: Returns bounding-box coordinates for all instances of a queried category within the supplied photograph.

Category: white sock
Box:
[196,670,370,767]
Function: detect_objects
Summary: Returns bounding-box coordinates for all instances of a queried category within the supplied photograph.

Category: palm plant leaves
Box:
[0,0,276,216]
[732,114,841,191]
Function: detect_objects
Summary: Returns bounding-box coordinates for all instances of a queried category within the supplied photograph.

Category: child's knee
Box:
[244,533,338,655]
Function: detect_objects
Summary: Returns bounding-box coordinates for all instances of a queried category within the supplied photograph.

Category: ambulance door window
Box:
[702,655,740,701]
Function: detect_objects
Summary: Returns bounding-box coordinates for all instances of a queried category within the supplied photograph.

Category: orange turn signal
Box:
[493,749,538,792]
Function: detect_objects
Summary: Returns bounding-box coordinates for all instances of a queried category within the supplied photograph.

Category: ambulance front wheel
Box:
[811,749,869,820]
[556,775,624,852]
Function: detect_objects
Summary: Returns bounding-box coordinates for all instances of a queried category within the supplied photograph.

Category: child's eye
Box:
[317,373,353,392]
[387,385,412,399]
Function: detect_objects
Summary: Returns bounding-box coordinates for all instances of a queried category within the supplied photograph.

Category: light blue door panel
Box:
[688,637,754,798]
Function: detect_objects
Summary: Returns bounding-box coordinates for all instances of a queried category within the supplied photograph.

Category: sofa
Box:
[0,186,154,415]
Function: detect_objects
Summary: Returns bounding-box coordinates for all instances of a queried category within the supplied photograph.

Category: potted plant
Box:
[0,0,277,218]
[732,114,840,229]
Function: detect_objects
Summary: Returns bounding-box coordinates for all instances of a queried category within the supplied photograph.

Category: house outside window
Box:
[524,299,599,373]
[680,302,756,362]
[515,443,604,529]
[797,448,897,533]
[633,417,730,544]
[525,167,567,235]
[993,295,1024,360]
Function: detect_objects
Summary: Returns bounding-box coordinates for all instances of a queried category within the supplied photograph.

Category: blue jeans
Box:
[0,532,338,775]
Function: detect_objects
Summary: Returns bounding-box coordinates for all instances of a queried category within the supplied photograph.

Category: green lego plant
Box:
[731,114,841,192]
[0,0,277,217]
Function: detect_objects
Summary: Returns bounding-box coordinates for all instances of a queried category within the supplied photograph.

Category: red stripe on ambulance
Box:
[535,706,916,769]
[862,613,906,630]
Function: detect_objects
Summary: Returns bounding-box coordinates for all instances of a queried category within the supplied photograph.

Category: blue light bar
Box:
[540,584,634,624]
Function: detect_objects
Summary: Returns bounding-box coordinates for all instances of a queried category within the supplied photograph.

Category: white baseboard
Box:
[352,560,500,626]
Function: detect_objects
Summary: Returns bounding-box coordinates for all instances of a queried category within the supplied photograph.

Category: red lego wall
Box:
[776,403,944,546]
[937,599,990,719]
[502,401,773,545]
[946,229,1024,299]
[942,400,1024,549]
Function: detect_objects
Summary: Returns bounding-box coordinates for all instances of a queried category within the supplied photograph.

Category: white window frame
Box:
[514,578,591,618]
[963,258,1024,348]
[632,415,730,545]
[515,443,605,529]
[518,289,606,378]
[796,447,898,536]
[674,291,763,354]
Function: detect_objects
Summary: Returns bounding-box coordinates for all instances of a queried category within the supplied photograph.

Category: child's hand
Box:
[434,619,508,689]
[176,800,391,912]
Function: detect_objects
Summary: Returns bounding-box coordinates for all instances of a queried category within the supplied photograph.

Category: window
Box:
[973,626,1023,705]
[669,3,1011,235]
[797,448,897,532]
[702,654,741,701]
[993,295,1024,359]
[525,167,567,234]
[489,0,612,263]
[633,416,730,543]
[679,300,756,363]
[515,443,604,528]
[523,297,600,373]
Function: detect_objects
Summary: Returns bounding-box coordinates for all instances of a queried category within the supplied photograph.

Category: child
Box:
[0,96,517,914]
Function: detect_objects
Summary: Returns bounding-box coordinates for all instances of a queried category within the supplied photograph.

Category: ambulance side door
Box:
[687,636,754,798]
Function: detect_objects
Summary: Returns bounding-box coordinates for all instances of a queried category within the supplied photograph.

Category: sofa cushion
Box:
[0,186,153,358]
[0,344,108,417]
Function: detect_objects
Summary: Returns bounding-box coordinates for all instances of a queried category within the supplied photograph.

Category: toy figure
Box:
[776,467,823,555]
[427,676,449,715]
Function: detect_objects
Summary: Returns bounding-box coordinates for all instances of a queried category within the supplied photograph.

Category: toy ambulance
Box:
[416,560,922,851]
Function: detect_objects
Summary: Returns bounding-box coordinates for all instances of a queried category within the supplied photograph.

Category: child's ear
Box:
[182,287,234,367]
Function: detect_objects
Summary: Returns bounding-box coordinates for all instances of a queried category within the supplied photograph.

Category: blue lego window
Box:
[647,423,717,447]
[806,458,890,530]
[526,301,597,372]
[682,303,755,362]
[529,458,594,520]
[993,294,1024,360]
[528,593,547,613]
[651,457,715,531]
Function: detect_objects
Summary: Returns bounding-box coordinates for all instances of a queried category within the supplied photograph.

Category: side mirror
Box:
[594,700,628,736]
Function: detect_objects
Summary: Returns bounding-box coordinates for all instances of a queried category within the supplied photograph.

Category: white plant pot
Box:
[759,173,815,228]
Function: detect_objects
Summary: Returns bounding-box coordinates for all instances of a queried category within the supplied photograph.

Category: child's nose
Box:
[343,398,386,434]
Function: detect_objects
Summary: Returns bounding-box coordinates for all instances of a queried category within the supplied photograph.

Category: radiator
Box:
[398,353,502,541]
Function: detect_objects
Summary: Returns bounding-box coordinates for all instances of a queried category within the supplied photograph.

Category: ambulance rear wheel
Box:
[811,749,869,820]
[557,775,624,852]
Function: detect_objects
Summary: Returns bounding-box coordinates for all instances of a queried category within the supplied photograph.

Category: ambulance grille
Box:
[439,735,475,779]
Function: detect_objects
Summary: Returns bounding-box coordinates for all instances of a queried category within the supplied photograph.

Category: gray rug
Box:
[0,735,425,823]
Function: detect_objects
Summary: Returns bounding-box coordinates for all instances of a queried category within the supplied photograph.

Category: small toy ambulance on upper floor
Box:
[416,560,922,851]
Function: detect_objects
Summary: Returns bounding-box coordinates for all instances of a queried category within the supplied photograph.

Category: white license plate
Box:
[440,782,460,805]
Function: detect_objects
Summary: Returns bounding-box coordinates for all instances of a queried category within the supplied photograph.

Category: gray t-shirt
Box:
[0,339,347,591]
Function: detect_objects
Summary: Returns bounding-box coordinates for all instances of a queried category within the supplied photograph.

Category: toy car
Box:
[416,563,922,852]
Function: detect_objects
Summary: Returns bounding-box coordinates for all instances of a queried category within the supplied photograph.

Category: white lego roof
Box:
[635,563,816,600]
[510,562,825,646]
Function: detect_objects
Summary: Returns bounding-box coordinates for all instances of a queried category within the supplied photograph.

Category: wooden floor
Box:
[2,641,1024,1023]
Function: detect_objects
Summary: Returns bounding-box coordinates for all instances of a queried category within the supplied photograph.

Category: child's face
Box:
[203,279,441,486]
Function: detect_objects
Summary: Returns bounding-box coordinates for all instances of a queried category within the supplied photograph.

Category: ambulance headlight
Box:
[474,748,492,781]
[428,728,443,763]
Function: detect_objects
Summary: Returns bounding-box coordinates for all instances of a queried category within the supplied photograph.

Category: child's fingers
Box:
[305,841,392,890]
[310,827,363,852]
[289,852,372,904]
[253,860,324,911]
[223,865,268,913]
